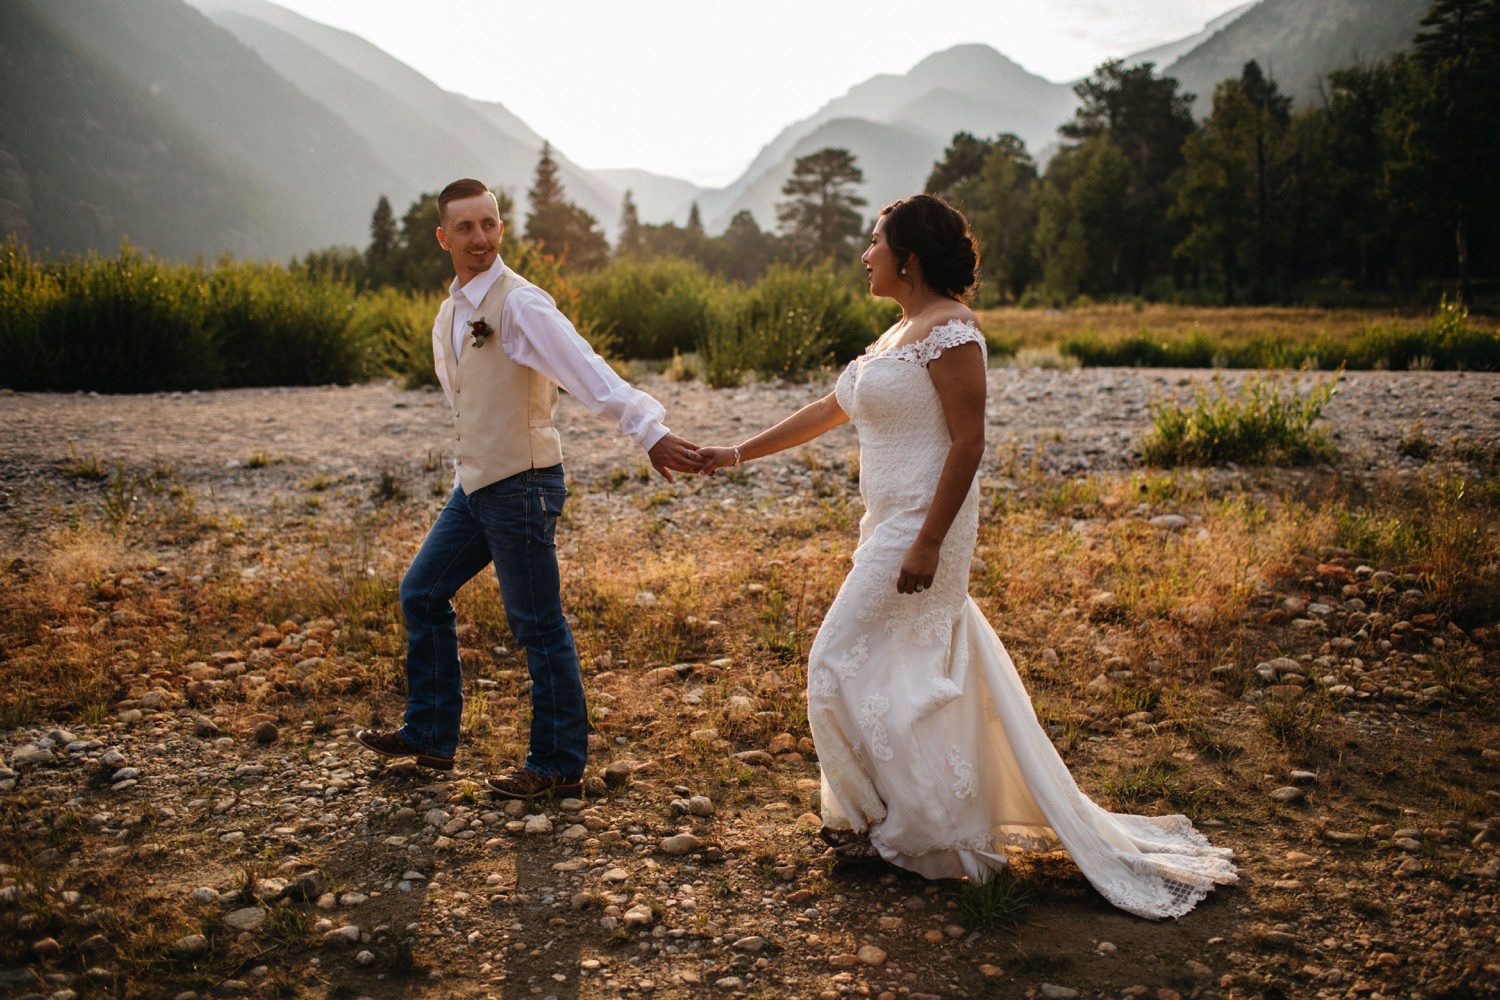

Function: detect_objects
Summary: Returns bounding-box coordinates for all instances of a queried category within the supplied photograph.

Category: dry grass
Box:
[979,303,1499,349]
[977,303,1500,370]
[2,450,1498,995]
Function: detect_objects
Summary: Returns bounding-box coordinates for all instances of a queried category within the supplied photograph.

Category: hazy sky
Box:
[267,0,1248,187]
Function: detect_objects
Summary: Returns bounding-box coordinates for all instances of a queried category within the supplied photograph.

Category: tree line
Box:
[932,0,1497,306]
[319,0,1494,308]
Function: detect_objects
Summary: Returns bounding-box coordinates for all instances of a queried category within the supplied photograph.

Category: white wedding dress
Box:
[809,320,1237,919]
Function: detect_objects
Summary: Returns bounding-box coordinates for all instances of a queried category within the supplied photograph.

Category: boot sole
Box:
[354,731,454,771]
[485,777,583,800]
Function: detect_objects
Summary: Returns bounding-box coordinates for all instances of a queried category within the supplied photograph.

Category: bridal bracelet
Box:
[733,446,742,467]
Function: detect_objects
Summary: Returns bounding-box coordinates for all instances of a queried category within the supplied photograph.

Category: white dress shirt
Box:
[431,258,670,457]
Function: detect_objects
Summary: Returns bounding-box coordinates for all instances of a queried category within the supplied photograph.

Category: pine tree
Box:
[775,148,867,262]
[686,201,704,235]
[925,132,993,198]
[617,190,642,257]
[365,194,396,285]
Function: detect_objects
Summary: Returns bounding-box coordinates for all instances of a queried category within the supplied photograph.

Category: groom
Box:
[356,178,700,798]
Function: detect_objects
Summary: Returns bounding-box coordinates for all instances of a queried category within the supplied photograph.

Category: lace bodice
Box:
[835,320,987,529]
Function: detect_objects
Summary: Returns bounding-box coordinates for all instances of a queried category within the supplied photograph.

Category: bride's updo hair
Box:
[879,194,980,301]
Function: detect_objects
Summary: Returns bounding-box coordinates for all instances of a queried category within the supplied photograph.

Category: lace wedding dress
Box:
[809,320,1237,919]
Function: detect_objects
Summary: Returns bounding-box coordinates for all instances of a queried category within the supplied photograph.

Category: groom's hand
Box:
[648,433,701,482]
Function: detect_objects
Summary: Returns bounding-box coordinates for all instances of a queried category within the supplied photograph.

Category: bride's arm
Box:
[696,391,848,473]
[896,342,986,594]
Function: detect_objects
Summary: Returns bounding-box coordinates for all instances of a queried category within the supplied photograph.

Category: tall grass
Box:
[1048,298,1499,371]
[1140,371,1339,467]
[575,257,729,360]
[701,264,897,387]
[0,240,392,391]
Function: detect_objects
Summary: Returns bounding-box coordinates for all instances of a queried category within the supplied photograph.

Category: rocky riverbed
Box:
[1,368,1497,999]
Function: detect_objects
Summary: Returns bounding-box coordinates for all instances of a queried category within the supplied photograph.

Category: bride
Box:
[695,195,1236,919]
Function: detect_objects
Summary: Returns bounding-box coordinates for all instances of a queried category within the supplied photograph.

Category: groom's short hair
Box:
[437,178,495,225]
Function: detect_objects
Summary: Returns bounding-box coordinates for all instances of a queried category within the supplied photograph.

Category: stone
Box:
[687,795,715,817]
[323,924,361,945]
[856,944,887,966]
[661,833,702,855]
[622,904,654,928]
[732,936,767,953]
[252,721,278,745]
[1040,986,1080,999]
[733,750,774,767]
[285,870,328,901]
[1149,514,1188,530]
[223,907,266,932]
[828,954,860,968]
[1290,770,1317,785]
[715,977,743,990]
[603,761,634,786]
[189,887,219,904]
[354,950,375,966]
[173,934,209,958]
[11,745,54,767]
[192,716,221,737]
[424,808,451,828]
[523,814,552,835]
[1270,786,1305,804]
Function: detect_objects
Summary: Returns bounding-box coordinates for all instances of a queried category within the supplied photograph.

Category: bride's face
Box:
[861,216,904,298]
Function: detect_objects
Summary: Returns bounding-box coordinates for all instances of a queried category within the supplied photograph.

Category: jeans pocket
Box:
[536,486,568,519]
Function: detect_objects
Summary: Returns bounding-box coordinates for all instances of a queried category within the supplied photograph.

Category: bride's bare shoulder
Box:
[916,304,980,337]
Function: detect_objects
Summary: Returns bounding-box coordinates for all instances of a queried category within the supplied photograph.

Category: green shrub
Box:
[355,287,445,389]
[1140,370,1339,467]
[576,258,729,359]
[701,264,894,387]
[0,241,221,392]
[205,260,367,387]
[1057,299,1499,371]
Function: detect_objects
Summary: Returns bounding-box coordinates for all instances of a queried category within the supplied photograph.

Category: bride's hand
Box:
[695,446,739,475]
[897,537,940,594]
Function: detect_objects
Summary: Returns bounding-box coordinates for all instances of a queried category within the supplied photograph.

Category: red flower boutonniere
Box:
[468,318,494,348]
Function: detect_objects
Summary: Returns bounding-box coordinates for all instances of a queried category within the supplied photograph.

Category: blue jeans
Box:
[397,464,586,777]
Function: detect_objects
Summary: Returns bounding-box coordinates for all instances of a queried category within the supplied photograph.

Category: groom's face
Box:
[436,193,504,283]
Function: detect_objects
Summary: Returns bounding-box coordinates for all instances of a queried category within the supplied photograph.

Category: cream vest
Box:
[437,268,563,493]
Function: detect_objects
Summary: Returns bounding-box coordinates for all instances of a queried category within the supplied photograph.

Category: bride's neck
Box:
[897,286,951,320]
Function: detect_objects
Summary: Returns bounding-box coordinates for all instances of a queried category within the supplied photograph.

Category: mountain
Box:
[1122,2,1257,74]
[17,0,404,257]
[1163,0,1431,110]
[186,0,622,233]
[702,0,1428,234]
[699,43,1077,231]
[591,170,707,228]
[0,1,267,257]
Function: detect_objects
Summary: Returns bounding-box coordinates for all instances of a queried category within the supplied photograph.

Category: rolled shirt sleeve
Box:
[500,286,669,451]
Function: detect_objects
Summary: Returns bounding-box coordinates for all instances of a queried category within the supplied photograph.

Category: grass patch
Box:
[1140,371,1339,467]
[959,869,1037,930]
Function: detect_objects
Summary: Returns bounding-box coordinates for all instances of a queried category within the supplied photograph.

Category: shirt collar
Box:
[450,255,508,308]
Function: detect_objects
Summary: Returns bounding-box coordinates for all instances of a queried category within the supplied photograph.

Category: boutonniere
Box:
[468,318,494,348]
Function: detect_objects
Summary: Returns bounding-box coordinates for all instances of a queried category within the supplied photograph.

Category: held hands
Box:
[896,536,941,594]
[694,446,740,476]
[647,433,702,483]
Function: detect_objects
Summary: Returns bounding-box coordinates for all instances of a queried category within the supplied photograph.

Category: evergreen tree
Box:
[926,132,993,198]
[1058,59,1196,293]
[686,201,704,235]
[1403,0,1500,302]
[949,135,1037,301]
[523,142,608,269]
[617,189,642,258]
[1174,62,1292,302]
[776,147,867,262]
[716,210,779,283]
[366,194,396,285]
